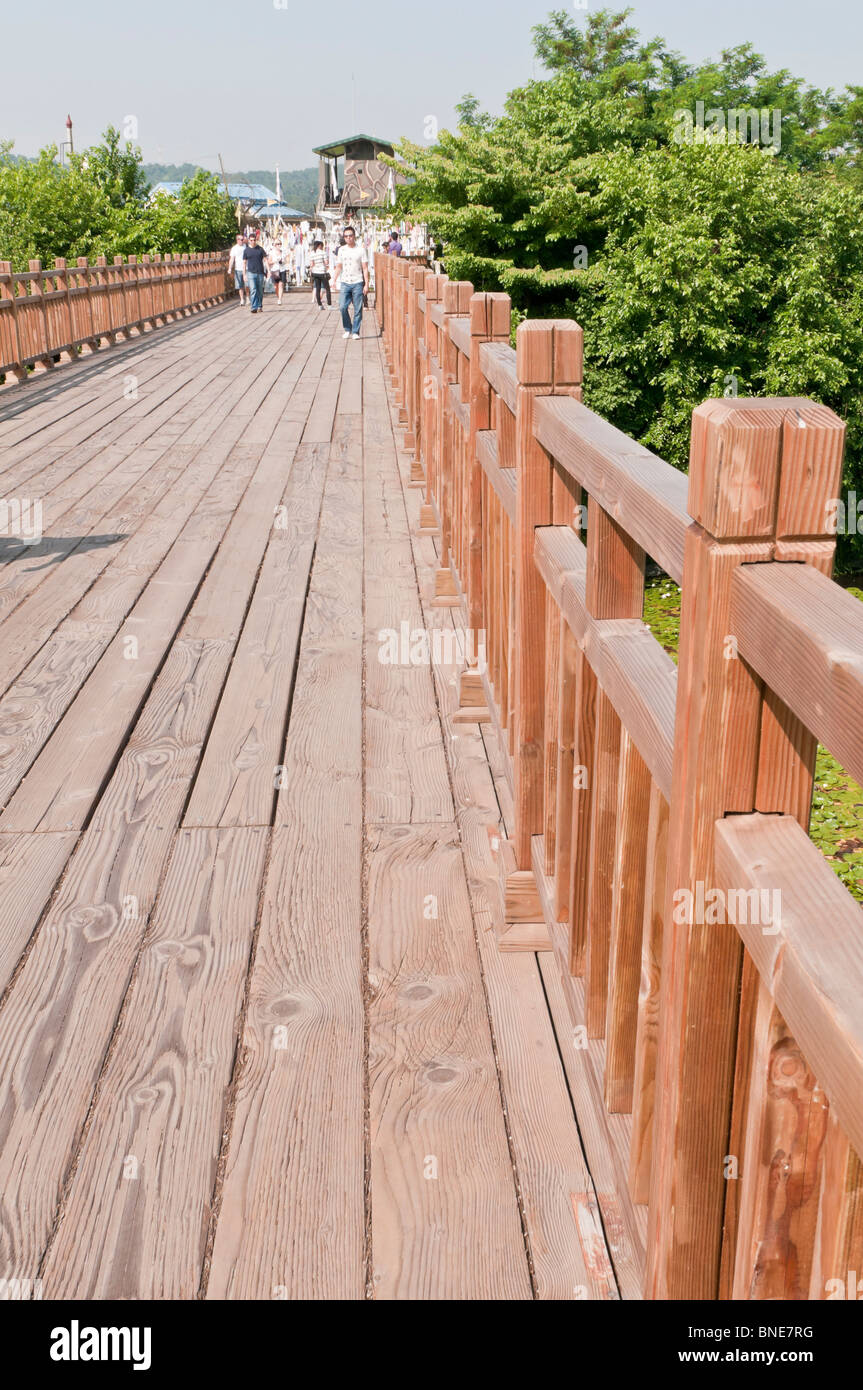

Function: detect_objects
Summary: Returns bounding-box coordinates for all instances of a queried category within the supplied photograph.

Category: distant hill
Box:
[142,164,319,212]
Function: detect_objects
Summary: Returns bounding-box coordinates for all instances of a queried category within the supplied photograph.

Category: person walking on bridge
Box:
[243,230,269,313]
[332,226,369,340]
[229,233,247,305]
[310,240,332,309]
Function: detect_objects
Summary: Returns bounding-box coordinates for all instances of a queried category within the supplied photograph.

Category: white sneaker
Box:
[352,334,360,340]
[343,330,351,339]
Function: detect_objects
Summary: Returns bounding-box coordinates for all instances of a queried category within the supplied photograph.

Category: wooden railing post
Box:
[432,280,472,604]
[420,271,446,529]
[720,403,847,1300]
[53,258,74,362]
[510,320,582,874]
[112,256,130,338]
[0,262,27,382]
[75,257,97,354]
[128,255,143,329]
[405,264,427,470]
[647,398,845,1300]
[466,291,511,642]
[28,260,52,371]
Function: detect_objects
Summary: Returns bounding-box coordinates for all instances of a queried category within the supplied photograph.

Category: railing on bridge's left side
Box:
[0,251,231,384]
[376,247,863,1303]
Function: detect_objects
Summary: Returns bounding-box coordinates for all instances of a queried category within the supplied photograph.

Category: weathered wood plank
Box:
[207,421,365,1300]
[41,826,269,1298]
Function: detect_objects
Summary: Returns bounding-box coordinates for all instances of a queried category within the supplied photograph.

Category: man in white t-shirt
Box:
[331,226,369,340]
[228,233,247,306]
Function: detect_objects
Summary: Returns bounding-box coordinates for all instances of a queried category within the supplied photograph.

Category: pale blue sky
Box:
[2,0,860,171]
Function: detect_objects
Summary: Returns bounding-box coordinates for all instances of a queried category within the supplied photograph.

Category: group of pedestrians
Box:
[228,220,407,340]
[228,225,320,312]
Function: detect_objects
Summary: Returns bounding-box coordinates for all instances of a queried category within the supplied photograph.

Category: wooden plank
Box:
[731,561,863,790]
[476,429,516,524]
[367,823,531,1299]
[809,1112,863,1299]
[512,324,556,868]
[533,395,689,583]
[1,371,316,831]
[40,826,269,1298]
[583,499,643,1038]
[385,361,619,1299]
[0,429,258,811]
[478,341,518,414]
[535,527,675,802]
[0,522,237,833]
[648,397,840,1300]
[0,831,78,992]
[207,424,365,1300]
[715,813,863,1163]
[0,305,333,1282]
[540,949,648,1298]
[729,979,828,1299]
[0,634,236,1279]
[628,786,669,1204]
[182,442,328,827]
[363,345,453,825]
[0,321,294,684]
[604,733,652,1112]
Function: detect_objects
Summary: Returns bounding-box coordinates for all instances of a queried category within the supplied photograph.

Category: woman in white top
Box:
[310,240,332,309]
[269,241,289,305]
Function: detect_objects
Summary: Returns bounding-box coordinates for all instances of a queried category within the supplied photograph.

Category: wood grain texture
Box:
[208,423,365,1300]
[182,441,328,827]
[41,826,269,1298]
[628,786,668,1205]
[368,823,531,1299]
[732,561,863,790]
[605,733,652,1113]
[0,831,78,993]
[715,813,863,1163]
[384,370,619,1299]
[533,396,689,583]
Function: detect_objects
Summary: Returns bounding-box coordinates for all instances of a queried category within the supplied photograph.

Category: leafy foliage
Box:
[0,128,236,270]
[393,8,863,571]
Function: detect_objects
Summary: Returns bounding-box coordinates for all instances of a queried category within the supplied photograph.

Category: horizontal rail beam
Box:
[533,396,689,584]
[535,525,677,800]
[731,561,863,789]
[479,341,518,415]
[476,430,516,523]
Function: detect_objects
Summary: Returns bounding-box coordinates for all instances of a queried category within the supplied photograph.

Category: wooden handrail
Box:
[0,251,232,383]
[376,246,863,1301]
[731,561,863,789]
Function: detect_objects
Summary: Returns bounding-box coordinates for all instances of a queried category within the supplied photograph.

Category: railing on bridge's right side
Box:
[0,251,230,384]
[376,249,863,1301]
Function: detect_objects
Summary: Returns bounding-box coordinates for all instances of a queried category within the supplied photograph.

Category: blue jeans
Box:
[339,280,364,335]
[247,272,265,310]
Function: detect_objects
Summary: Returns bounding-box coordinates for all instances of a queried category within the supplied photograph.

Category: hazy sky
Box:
[2,0,860,172]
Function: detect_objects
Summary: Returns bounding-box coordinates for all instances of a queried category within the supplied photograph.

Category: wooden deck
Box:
[0,294,632,1300]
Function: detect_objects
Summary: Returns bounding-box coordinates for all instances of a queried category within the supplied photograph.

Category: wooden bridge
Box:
[0,250,861,1301]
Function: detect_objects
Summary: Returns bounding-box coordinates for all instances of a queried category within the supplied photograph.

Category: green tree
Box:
[0,132,235,270]
[392,9,863,570]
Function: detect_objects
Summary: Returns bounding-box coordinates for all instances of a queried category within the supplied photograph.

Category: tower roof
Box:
[312,134,394,157]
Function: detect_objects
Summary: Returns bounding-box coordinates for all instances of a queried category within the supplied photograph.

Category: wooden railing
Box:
[376,249,863,1301]
[0,252,231,383]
